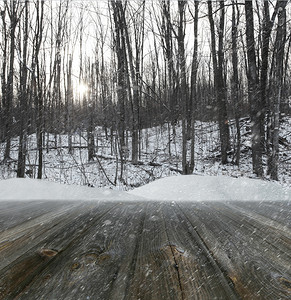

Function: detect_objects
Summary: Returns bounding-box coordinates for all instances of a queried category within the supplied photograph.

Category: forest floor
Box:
[1,117,291,191]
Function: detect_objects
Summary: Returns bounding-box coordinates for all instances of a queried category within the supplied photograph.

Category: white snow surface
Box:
[0,175,290,201]
[0,178,143,201]
[128,175,291,201]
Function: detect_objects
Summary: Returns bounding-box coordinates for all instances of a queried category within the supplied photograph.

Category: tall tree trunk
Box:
[245,0,263,177]
[0,5,8,145]
[189,0,199,173]
[111,0,127,180]
[4,0,19,161]
[66,55,73,154]
[208,0,230,165]
[32,0,44,179]
[161,0,178,131]
[231,0,241,166]
[260,0,283,155]
[268,1,287,180]
[217,1,230,164]
[87,61,95,162]
[260,0,271,152]
[17,0,29,177]
[117,1,143,164]
[177,0,189,174]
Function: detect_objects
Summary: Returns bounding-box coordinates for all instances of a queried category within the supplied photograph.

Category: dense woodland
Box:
[0,0,291,186]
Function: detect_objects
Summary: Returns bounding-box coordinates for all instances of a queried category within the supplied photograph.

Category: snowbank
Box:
[0,178,143,201]
[128,175,291,201]
[1,175,290,201]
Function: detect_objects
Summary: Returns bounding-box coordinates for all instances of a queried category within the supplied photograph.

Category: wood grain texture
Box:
[0,200,290,300]
[177,201,291,300]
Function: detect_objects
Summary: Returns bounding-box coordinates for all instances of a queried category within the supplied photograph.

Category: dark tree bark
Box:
[66,55,73,154]
[208,0,230,165]
[160,0,178,130]
[267,1,287,180]
[31,0,44,179]
[177,0,189,174]
[117,1,145,164]
[17,0,29,177]
[0,5,8,144]
[245,0,263,177]
[189,0,199,173]
[110,0,127,180]
[260,1,283,153]
[260,0,271,152]
[3,0,20,161]
[87,61,96,162]
[231,0,241,166]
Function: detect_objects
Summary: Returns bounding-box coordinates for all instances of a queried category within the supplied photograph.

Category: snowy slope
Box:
[0,178,144,201]
[1,118,291,190]
[128,175,291,201]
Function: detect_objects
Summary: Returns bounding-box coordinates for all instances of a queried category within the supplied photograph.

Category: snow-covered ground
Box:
[0,178,143,201]
[1,117,291,193]
[129,175,291,201]
[0,175,290,201]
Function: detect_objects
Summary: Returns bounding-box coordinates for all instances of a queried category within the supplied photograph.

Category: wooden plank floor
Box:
[0,200,290,300]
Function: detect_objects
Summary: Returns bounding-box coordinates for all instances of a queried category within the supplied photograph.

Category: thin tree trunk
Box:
[32,0,44,179]
[87,61,95,162]
[0,4,8,146]
[177,0,189,174]
[4,0,19,161]
[231,0,241,166]
[17,0,29,177]
[66,55,73,154]
[189,0,199,173]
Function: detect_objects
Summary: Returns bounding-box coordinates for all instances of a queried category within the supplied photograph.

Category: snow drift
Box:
[1,175,290,201]
[0,178,143,201]
[128,175,291,201]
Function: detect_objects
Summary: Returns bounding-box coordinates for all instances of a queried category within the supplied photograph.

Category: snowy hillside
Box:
[1,117,291,192]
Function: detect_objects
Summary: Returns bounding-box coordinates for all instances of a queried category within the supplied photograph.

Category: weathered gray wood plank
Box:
[228,201,291,229]
[9,202,148,300]
[0,201,117,299]
[0,200,290,300]
[163,203,238,299]
[0,201,103,270]
[0,201,69,232]
[124,202,183,300]
[123,202,239,300]
[177,201,291,300]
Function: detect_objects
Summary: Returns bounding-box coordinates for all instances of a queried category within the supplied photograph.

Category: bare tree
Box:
[231,0,241,166]
[110,0,127,180]
[66,54,73,154]
[16,0,29,177]
[87,59,96,162]
[176,0,189,174]
[267,1,287,180]
[189,0,199,173]
[245,0,262,177]
[0,4,8,145]
[159,0,179,132]
[208,0,230,165]
[31,0,44,179]
[2,0,22,161]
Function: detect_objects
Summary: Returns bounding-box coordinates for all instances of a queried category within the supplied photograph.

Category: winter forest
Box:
[0,0,291,190]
